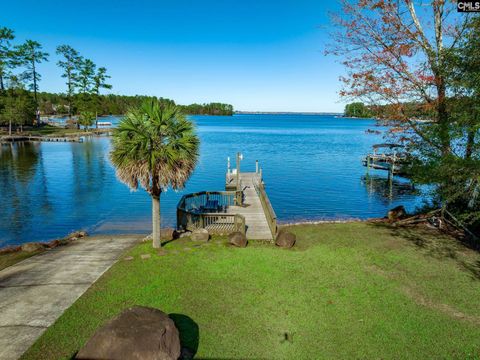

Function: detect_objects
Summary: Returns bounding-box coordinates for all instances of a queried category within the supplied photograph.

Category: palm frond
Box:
[110,99,200,195]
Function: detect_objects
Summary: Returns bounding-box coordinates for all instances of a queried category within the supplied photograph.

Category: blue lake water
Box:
[0,114,425,246]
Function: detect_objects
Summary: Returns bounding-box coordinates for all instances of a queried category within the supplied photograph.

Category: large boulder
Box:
[76,306,181,360]
[21,242,45,253]
[387,205,407,221]
[161,228,179,240]
[191,228,209,242]
[229,231,247,247]
[275,231,296,248]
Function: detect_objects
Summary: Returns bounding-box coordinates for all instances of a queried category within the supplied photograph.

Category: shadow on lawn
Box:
[169,313,199,360]
[370,222,480,280]
[168,314,269,360]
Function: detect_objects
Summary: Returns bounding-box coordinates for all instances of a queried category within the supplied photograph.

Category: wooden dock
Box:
[225,172,274,240]
[177,155,277,241]
[363,143,409,177]
[0,135,83,143]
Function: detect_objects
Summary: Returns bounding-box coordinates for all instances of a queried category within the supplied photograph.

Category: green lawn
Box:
[22,223,480,359]
[1,125,78,136]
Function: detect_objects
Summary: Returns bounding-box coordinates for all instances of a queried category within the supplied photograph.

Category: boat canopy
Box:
[372,143,405,149]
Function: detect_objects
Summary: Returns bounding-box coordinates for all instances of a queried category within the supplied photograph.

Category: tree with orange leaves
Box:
[329,2,480,233]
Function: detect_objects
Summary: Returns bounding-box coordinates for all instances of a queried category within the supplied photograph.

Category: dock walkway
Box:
[226,172,273,240]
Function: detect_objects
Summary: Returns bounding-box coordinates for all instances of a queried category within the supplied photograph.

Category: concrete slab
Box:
[0,235,141,360]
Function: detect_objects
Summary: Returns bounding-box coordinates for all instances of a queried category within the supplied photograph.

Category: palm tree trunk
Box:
[152,194,161,248]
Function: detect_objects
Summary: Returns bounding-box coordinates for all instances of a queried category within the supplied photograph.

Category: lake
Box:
[0,114,425,247]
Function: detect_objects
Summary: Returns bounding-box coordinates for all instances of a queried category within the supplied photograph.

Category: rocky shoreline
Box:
[0,230,88,255]
[0,218,390,255]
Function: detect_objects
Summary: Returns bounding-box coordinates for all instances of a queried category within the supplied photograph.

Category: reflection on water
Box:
[0,114,427,246]
[0,143,52,240]
[361,175,419,205]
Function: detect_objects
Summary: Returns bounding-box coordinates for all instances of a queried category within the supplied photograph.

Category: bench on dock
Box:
[177,191,245,235]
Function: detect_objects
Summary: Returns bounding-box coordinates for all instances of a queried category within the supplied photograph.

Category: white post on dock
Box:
[227,157,231,174]
[236,152,243,190]
[255,160,259,173]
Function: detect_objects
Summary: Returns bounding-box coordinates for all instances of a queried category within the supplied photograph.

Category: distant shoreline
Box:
[235,111,344,116]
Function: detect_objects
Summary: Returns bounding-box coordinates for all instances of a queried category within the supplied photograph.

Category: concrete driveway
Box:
[0,235,141,360]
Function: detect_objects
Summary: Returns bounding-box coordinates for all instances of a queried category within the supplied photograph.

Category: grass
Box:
[0,249,43,271]
[21,125,82,136]
[1,125,78,136]
[21,223,480,359]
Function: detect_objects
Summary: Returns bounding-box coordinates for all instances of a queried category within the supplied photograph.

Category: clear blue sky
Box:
[3,0,345,112]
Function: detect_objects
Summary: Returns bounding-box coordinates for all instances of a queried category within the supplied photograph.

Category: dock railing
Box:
[252,171,278,239]
[177,190,246,235]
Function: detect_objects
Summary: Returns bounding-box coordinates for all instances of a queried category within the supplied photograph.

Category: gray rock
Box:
[68,230,87,240]
[140,254,151,260]
[21,242,45,253]
[275,231,296,248]
[191,228,209,242]
[76,306,181,360]
[229,232,247,247]
[142,234,153,242]
[179,231,192,238]
[160,228,175,240]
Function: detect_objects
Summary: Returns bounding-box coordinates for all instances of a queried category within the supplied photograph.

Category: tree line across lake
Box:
[0,26,233,133]
[344,101,439,121]
[35,92,234,119]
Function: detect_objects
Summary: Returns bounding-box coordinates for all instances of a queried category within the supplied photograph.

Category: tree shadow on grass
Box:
[369,222,480,280]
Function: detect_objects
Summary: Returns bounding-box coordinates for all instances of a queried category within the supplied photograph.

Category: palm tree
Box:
[110,99,199,248]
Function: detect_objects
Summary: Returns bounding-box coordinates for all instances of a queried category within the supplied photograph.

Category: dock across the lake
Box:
[363,143,409,178]
[0,135,83,143]
[177,156,277,240]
